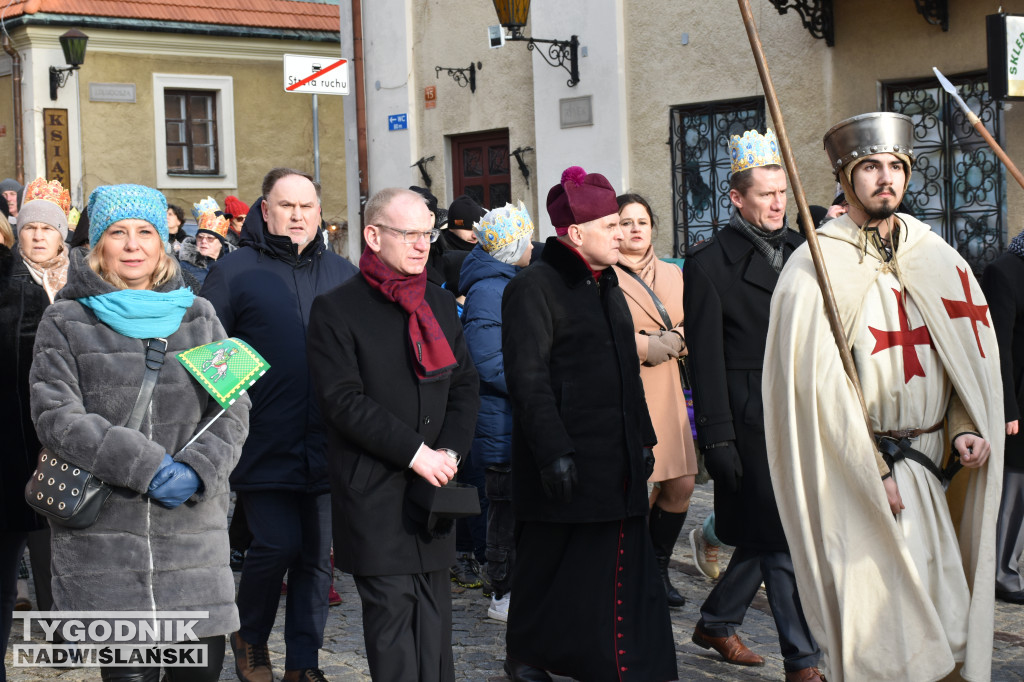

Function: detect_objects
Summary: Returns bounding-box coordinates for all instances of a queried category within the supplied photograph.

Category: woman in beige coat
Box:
[613,193,697,608]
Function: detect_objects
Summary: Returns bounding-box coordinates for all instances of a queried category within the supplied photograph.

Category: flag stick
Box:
[179,408,226,452]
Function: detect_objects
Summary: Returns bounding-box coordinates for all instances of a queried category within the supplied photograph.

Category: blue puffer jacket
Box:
[459,244,521,467]
[200,198,358,493]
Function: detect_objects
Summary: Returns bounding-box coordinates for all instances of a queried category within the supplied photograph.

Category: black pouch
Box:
[407,478,481,537]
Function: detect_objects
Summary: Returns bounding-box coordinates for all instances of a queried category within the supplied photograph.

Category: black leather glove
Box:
[540,456,577,504]
[704,441,743,494]
[643,447,656,480]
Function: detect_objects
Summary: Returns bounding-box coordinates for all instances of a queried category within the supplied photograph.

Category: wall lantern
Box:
[491,0,579,87]
[50,29,88,100]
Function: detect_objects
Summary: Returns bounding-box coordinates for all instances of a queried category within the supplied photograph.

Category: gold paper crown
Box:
[473,201,534,253]
[197,211,230,239]
[23,177,71,216]
[729,129,782,174]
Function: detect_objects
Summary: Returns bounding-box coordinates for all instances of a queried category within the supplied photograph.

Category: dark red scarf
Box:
[360,246,457,382]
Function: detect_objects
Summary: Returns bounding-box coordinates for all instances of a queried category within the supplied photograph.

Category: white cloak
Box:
[763,214,1004,682]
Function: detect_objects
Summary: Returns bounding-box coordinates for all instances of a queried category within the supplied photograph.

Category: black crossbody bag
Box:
[25,338,168,528]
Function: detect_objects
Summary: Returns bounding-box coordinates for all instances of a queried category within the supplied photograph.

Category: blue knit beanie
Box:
[88,184,169,247]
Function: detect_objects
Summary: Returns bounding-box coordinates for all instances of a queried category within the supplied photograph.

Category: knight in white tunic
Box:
[763,112,1003,682]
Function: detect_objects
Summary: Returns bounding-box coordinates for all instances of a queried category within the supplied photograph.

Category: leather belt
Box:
[873,419,943,440]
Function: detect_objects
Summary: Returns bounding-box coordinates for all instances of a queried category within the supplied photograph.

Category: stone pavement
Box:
[6,484,1024,681]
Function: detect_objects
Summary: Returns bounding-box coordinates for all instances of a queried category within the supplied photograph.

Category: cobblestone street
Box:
[7,484,1024,681]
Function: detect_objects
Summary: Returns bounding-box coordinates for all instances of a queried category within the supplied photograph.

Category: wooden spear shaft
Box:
[736,0,876,440]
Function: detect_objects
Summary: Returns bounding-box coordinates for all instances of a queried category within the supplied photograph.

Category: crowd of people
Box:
[0,108,1021,682]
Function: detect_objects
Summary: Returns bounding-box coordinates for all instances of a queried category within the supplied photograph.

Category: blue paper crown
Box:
[729,129,782,174]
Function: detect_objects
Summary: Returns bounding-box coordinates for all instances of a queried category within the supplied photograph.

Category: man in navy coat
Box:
[202,168,357,682]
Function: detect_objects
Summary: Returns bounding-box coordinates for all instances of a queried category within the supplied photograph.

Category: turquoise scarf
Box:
[79,288,195,339]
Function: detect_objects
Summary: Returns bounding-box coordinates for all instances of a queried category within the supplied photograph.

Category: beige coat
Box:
[614,258,697,481]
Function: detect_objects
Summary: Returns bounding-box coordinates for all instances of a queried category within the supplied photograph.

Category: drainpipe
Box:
[351,0,368,231]
[2,33,24,184]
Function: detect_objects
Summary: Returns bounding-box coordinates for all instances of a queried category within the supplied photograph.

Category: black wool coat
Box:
[683,222,804,550]
[501,237,656,524]
[0,246,50,532]
[201,199,358,493]
[981,252,1024,471]
[307,274,479,576]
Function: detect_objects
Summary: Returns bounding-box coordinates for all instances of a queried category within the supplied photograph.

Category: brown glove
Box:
[644,332,680,366]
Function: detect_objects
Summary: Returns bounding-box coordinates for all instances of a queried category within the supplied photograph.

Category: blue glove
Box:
[148,459,201,509]
[149,454,174,488]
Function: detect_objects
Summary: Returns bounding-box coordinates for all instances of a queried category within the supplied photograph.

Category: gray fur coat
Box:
[29,259,250,639]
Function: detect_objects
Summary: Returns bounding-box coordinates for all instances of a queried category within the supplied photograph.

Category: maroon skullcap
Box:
[546,166,619,236]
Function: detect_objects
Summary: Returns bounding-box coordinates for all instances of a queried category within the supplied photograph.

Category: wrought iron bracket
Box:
[49,65,78,100]
[507,28,579,87]
[913,0,948,32]
[411,155,435,190]
[768,0,834,47]
[434,62,481,93]
[511,146,534,188]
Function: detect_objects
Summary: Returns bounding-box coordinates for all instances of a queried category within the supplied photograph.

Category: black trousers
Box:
[698,545,819,672]
[354,569,454,682]
[1,531,28,682]
[484,465,515,596]
[98,635,226,682]
[235,491,331,671]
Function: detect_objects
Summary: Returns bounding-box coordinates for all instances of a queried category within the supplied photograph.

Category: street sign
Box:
[388,114,408,131]
[283,54,349,95]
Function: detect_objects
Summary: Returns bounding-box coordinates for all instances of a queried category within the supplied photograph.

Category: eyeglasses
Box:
[375,224,440,244]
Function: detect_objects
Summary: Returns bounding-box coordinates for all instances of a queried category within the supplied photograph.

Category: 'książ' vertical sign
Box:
[43,108,70,186]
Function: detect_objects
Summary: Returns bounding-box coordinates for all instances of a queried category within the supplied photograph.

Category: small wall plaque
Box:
[559,95,593,129]
[89,83,136,103]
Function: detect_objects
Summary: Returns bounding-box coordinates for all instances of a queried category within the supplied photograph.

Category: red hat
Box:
[223,195,249,218]
[546,166,619,236]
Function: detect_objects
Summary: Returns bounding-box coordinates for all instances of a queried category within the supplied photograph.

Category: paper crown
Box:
[68,207,81,227]
[197,211,230,239]
[474,201,534,253]
[729,129,782,174]
[23,177,71,216]
[192,196,221,222]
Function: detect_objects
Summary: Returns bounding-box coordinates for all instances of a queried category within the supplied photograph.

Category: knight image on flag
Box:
[177,337,269,410]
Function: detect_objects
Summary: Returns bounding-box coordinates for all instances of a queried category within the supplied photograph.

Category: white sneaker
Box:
[689,527,720,579]
[487,592,510,622]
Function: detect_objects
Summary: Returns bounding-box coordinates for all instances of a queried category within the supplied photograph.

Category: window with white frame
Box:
[153,74,236,189]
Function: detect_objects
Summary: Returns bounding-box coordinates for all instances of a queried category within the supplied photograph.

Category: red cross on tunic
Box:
[868,288,933,384]
[941,266,990,358]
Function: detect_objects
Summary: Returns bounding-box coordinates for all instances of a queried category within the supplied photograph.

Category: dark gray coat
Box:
[30,260,250,638]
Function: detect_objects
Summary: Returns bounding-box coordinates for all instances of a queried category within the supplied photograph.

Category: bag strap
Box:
[125,338,168,431]
[621,269,692,391]
[622,269,674,331]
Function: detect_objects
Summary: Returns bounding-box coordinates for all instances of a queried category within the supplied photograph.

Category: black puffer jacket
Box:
[0,245,50,532]
[200,198,358,493]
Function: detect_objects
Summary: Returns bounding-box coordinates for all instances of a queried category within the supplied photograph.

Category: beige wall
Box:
[625,0,1024,256]
[73,33,346,222]
[412,0,537,217]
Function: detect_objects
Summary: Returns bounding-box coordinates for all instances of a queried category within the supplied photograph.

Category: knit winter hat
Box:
[88,184,169,247]
[223,195,249,219]
[474,201,534,265]
[17,177,71,239]
[408,186,448,229]
[546,166,619,236]
[447,195,487,232]
[0,178,23,195]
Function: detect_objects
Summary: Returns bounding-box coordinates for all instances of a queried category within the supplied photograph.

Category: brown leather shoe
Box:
[785,667,827,681]
[283,669,328,682]
[229,631,273,682]
[691,623,765,666]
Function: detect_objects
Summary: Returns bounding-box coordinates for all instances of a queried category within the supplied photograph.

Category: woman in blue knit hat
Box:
[28,184,251,682]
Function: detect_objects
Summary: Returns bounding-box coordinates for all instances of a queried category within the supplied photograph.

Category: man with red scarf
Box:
[307,187,479,682]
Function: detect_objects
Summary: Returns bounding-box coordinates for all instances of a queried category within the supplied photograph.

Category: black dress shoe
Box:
[503,658,552,682]
[996,588,1024,604]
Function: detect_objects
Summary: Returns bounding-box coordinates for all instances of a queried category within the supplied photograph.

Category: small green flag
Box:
[177,338,269,410]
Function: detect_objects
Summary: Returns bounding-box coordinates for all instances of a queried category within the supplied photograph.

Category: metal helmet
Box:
[823,112,915,176]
